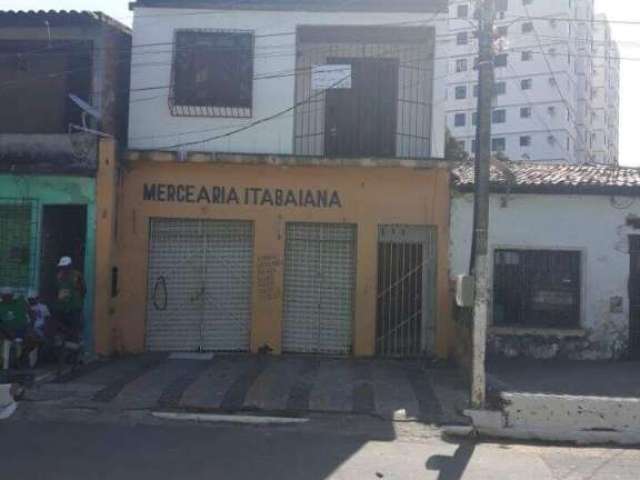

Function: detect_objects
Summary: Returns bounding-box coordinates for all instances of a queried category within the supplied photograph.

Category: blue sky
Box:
[1,0,638,166]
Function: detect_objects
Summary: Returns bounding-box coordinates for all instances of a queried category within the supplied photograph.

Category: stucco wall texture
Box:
[451,192,640,360]
[106,159,452,357]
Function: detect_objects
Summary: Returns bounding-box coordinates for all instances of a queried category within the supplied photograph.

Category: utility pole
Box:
[470,0,495,409]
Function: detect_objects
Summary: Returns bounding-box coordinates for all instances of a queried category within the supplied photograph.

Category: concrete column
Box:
[250,215,286,354]
[94,138,118,355]
[354,221,377,356]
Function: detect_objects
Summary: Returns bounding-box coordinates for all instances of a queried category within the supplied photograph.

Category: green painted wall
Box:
[0,174,97,351]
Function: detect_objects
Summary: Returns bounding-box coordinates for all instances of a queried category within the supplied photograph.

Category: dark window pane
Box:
[494,54,508,67]
[493,249,581,328]
[172,30,254,112]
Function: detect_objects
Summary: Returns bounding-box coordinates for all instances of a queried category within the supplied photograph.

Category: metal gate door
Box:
[283,223,356,354]
[376,225,437,357]
[146,219,253,352]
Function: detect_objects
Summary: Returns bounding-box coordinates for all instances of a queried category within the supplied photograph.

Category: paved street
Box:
[24,354,468,424]
[5,354,640,479]
[4,406,640,480]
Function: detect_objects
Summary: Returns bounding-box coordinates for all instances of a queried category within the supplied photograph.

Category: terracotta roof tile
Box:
[453,162,640,195]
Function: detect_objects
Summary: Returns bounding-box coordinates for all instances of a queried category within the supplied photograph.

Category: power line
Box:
[144,47,457,149]
[502,14,640,27]
[522,3,586,150]
[504,62,576,159]
[0,16,461,59]
[132,60,463,143]
[0,41,443,98]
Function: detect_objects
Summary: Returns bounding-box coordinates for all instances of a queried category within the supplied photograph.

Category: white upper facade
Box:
[445,0,620,165]
[127,1,449,159]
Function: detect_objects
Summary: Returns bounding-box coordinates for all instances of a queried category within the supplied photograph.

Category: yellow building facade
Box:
[99,151,453,358]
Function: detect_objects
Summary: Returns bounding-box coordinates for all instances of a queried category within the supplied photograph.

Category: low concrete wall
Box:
[466,393,640,445]
[0,384,16,420]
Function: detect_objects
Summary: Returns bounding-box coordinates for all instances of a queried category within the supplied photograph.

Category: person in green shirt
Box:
[0,287,29,339]
[54,257,86,342]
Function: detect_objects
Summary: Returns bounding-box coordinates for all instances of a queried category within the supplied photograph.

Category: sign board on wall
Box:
[142,183,343,209]
[311,65,352,90]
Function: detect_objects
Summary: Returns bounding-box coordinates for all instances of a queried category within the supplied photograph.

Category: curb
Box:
[0,384,17,420]
[152,411,310,425]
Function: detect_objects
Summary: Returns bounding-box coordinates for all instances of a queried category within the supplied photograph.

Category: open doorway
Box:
[39,205,87,304]
[629,235,640,359]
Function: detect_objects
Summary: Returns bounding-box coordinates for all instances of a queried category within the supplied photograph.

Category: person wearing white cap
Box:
[55,256,86,342]
[57,256,72,268]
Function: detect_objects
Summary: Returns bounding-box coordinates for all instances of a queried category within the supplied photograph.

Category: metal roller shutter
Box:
[146,219,253,352]
[146,219,203,351]
[283,223,356,354]
[201,221,253,351]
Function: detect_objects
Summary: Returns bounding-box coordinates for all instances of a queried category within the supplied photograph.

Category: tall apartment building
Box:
[590,14,621,165]
[446,0,620,165]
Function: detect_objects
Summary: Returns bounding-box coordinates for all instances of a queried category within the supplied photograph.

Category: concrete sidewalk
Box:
[26,354,469,424]
[487,358,640,397]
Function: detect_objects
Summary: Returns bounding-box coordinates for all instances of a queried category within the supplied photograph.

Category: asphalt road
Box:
[3,408,640,480]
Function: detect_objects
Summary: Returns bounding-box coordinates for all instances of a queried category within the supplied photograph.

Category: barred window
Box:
[493,249,581,328]
[170,30,254,118]
[0,203,33,288]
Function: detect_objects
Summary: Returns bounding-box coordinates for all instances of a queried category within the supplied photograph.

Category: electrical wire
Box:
[131,59,463,144]
[146,45,458,149]
[522,3,586,151]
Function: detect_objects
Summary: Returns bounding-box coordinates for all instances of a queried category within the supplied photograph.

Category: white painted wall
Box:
[128,7,447,158]
[451,192,640,359]
[467,393,640,445]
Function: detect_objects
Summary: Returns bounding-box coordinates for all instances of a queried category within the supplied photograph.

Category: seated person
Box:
[22,290,51,368]
[0,287,28,369]
[26,290,50,340]
[0,287,28,340]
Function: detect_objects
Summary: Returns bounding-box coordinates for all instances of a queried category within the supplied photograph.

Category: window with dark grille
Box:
[170,30,254,118]
[493,249,581,328]
[0,202,34,288]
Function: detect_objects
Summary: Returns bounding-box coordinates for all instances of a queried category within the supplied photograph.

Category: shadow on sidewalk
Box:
[426,438,477,480]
